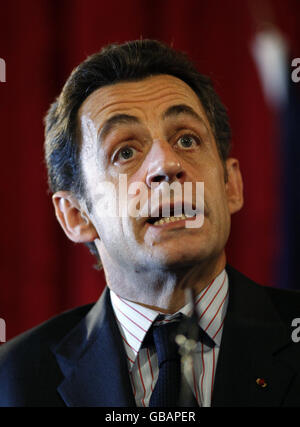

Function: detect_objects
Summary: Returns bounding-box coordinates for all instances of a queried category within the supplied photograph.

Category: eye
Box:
[177,134,199,149]
[113,145,137,163]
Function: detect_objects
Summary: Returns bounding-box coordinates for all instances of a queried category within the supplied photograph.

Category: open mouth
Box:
[147,213,195,226]
[146,204,197,227]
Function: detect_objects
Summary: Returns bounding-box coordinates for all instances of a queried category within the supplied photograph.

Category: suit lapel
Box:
[51,267,297,407]
[51,289,136,407]
[212,266,296,407]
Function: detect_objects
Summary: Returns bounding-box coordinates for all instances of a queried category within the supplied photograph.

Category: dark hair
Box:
[44,39,232,264]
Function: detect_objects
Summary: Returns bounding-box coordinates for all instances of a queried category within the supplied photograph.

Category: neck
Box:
[100,250,227,314]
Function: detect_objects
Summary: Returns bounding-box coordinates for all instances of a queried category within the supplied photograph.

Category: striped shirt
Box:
[110,269,229,407]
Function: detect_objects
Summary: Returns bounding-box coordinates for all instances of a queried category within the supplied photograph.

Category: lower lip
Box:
[146,217,196,230]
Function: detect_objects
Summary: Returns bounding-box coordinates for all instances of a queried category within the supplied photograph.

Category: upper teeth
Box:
[152,214,195,226]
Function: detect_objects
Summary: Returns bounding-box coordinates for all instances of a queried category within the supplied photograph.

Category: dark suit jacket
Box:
[0,266,300,407]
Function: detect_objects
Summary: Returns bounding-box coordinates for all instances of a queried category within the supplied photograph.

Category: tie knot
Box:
[152,321,180,366]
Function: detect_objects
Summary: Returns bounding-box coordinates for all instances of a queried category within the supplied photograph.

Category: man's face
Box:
[78,75,238,273]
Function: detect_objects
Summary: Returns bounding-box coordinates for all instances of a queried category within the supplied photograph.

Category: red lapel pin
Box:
[256,378,267,388]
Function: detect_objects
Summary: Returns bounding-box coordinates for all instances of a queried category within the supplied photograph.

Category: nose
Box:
[145,139,186,188]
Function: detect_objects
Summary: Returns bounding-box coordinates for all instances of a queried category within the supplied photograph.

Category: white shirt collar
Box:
[110,269,229,369]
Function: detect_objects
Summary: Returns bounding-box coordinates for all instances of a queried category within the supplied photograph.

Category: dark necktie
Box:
[149,321,181,407]
[148,315,215,407]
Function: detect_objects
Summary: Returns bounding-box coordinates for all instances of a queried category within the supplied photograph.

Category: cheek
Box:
[202,166,229,218]
[93,215,124,255]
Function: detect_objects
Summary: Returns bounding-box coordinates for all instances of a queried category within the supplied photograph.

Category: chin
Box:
[148,245,213,269]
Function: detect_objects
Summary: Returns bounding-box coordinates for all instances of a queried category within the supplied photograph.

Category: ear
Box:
[52,191,99,243]
[225,158,244,215]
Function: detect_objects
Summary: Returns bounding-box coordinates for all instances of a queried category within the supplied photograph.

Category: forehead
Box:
[78,74,208,125]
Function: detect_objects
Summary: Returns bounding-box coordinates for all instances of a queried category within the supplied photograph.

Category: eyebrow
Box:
[99,104,205,141]
[162,104,205,124]
[99,114,141,140]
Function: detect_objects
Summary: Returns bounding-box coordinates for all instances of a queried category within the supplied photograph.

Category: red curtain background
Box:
[1,0,299,341]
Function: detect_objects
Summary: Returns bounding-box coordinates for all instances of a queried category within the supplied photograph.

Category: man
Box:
[0,39,299,407]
